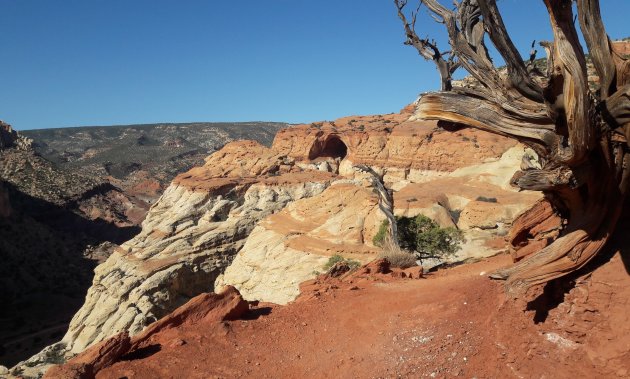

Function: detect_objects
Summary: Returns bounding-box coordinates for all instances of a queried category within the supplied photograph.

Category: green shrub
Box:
[323,254,361,272]
[373,215,465,261]
[373,220,390,248]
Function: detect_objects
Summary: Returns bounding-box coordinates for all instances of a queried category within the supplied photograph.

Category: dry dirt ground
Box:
[89,251,630,379]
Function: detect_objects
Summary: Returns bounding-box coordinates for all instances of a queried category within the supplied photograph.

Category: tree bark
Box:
[355,165,399,247]
[397,0,630,295]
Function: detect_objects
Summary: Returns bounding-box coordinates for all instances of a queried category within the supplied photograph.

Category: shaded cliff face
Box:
[8,103,544,379]
[0,123,144,368]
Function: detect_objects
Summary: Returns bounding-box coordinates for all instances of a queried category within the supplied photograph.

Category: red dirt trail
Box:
[85,252,630,379]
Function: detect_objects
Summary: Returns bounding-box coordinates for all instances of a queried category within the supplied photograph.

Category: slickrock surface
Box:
[59,159,333,356]
[13,105,539,377]
[49,250,630,379]
[217,183,384,304]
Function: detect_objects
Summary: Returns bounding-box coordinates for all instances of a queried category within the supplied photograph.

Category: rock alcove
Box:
[308,135,348,160]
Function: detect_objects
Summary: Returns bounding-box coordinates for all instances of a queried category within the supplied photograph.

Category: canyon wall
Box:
[12,106,541,377]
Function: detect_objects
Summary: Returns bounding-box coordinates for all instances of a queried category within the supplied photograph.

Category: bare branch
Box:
[528,40,537,65]
[421,0,501,90]
[417,92,554,143]
[543,0,592,165]
[395,0,458,90]
[477,0,543,101]
[577,0,616,98]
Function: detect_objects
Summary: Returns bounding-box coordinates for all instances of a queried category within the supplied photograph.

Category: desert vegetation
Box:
[374,215,465,264]
[323,254,361,272]
[376,240,418,269]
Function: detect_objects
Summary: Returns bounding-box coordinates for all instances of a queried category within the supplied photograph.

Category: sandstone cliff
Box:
[55,142,335,358]
[218,109,540,304]
[12,105,541,377]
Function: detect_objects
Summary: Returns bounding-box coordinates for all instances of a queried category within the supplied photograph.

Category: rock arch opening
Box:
[309,136,348,160]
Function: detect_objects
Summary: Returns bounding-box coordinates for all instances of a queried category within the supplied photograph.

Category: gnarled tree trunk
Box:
[395,0,630,295]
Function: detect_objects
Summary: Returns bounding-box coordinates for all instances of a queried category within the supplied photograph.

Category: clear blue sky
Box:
[2,1,630,130]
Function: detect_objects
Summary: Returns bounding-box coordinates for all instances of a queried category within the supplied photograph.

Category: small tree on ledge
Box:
[374,215,465,262]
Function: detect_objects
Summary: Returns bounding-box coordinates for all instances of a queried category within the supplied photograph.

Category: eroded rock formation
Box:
[218,110,540,304]
[13,105,540,377]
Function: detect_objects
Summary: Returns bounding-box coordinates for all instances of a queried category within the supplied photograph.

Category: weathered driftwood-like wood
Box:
[577,0,616,98]
[394,0,459,91]
[477,0,543,101]
[507,198,563,262]
[395,0,630,295]
[355,165,399,247]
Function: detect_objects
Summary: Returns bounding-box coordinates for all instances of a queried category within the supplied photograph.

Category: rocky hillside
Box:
[22,122,286,203]
[0,121,143,368]
[0,121,287,370]
[10,104,544,377]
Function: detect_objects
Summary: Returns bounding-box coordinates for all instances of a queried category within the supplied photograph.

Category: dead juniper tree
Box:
[395,0,630,295]
[355,164,400,247]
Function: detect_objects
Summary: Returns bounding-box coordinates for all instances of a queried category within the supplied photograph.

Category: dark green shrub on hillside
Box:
[373,215,465,261]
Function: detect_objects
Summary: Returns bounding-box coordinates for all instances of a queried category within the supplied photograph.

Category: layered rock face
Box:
[15,105,541,377]
[219,109,540,304]
[58,142,334,356]
[217,182,385,304]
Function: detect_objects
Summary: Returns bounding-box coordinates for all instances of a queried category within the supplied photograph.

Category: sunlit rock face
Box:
[17,104,541,378]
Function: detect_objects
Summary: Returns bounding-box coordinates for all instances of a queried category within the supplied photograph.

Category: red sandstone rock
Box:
[271,114,516,173]
[44,363,94,379]
[44,332,130,379]
[131,286,248,347]
[402,265,424,279]
[46,286,248,378]
[355,258,391,276]
[87,253,630,379]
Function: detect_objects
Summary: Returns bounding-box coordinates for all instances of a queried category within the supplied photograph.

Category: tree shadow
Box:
[120,344,162,361]
[526,279,576,324]
[241,307,273,321]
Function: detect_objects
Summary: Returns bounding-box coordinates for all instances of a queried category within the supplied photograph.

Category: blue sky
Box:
[2,1,630,130]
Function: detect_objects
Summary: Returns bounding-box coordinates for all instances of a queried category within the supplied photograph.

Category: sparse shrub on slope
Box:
[377,239,417,269]
[373,215,464,262]
[323,254,361,272]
